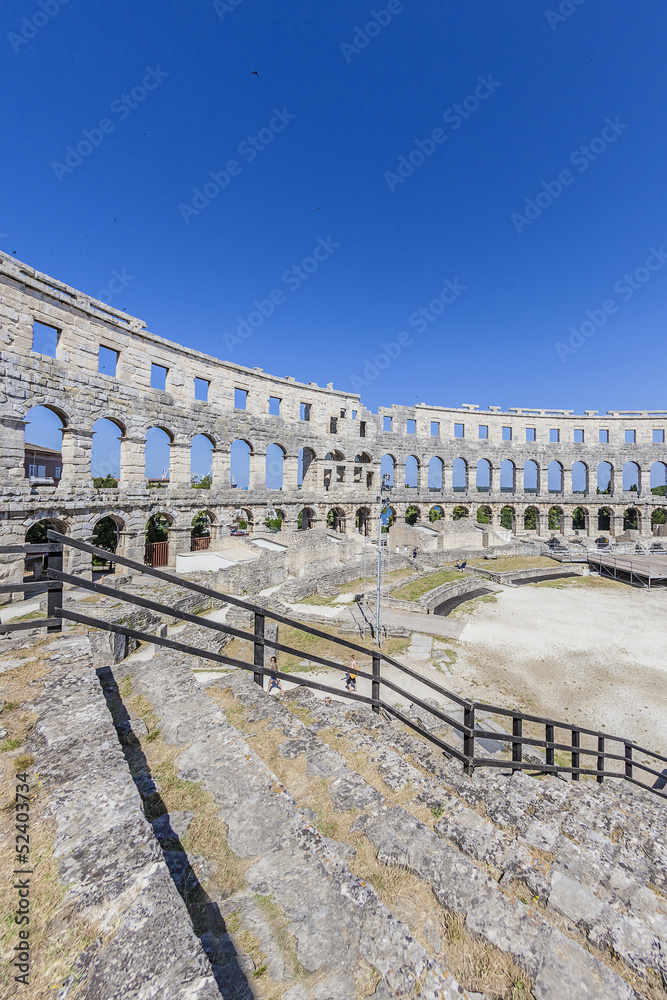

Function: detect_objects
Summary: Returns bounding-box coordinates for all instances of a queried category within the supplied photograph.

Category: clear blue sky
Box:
[4,0,667,469]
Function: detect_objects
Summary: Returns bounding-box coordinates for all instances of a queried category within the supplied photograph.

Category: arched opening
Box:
[622,462,640,493]
[230,439,251,489]
[548,461,563,493]
[191,510,214,550]
[452,505,469,521]
[381,506,395,533]
[380,454,395,488]
[353,452,372,488]
[324,451,345,490]
[230,508,253,534]
[355,507,371,535]
[24,518,67,584]
[191,434,214,487]
[297,507,316,530]
[597,506,612,531]
[500,459,515,493]
[523,460,539,493]
[428,456,443,490]
[476,504,492,525]
[265,507,284,532]
[597,462,613,495]
[429,505,444,522]
[623,507,640,531]
[572,506,587,531]
[145,513,172,566]
[548,505,563,531]
[524,506,538,530]
[327,507,346,533]
[500,505,515,531]
[23,405,65,484]
[91,515,122,573]
[405,504,420,525]
[476,458,491,492]
[91,417,123,486]
[145,427,172,486]
[266,444,285,489]
[404,455,419,489]
[650,461,667,496]
[298,447,317,489]
[452,457,467,492]
[651,507,667,532]
[572,461,588,494]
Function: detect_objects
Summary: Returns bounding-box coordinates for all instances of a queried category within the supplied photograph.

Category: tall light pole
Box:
[376,474,392,648]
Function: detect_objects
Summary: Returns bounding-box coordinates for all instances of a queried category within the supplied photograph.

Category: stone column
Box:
[393,461,404,490]
[612,513,625,536]
[212,448,230,488]
[562,467,572,495]
[167,525,192,567]
[538,511,549,535]
[119,436,146,487]
[59,427,93,487]
[283,454,299,492]
[250,451,265,490]
[169,442,191,487]
[441,464,450,492]
[117,529,145,565]
[0,524,27,603]
[417,460,428,492]
[0,415,27,485]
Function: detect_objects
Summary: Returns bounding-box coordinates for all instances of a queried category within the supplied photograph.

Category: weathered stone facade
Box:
[1,252,666,583]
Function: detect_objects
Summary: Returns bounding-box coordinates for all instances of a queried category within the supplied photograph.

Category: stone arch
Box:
[230,438,252,489]
[191,509,214,549]
[548,461,563,493]
[500,504,515,531]
[299,446,317,488]
[523,460,539,493]
[500,459,515,492]
[651,507,667,529]
[23,404,67,484]
[622,461,640,493]
[298,506,316,530]
[191,433,214,486]
[265,506,285,532]
[548,505,563,531]
[452,505,469,520]
[327,506,347,533]
[429,504,444,522]
[572,461,588,494]
[23,516,68,583]
[405,504,420,525]
[404,455,419,489]
[266,443,286,489]
[523,505,539,530]
[476,458,491,492]
[597,461,613,495]
[476,504,492,525]
[428,456,443,490]
[623,506,640,531]
[452,457,467,491]
[650,461,667,493]
[597,506,612,531]
[91,514,124,569]
[355,506,372,535]
[91,417,125,484]
[380,454,396,487]
[353,452,373,489]
[572,506,588,531]
[145,426,173,483]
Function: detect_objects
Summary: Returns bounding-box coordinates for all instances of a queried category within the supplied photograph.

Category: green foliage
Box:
[429,506,443,522]
[191,511,210,537]
[146,514,169,543]
[238,519,248,530]
[548,506,561,530]
[523,506,537,530]
[500,506,514,530]
[652,508,666,524]
[92,475,118,489]
[192,474,212,489]
[452,505,468,521]
[572,507,587,530]
[623,507,639,530]
[651,485,666,496]
[92,516,118,555]
[265,515,283,531]
[404,505,419,526]
[25,521,48,543]
[476,506,490,524]
[297,510,303,529]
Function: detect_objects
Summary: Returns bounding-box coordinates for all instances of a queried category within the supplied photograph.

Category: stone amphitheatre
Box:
[0,252,666,1000]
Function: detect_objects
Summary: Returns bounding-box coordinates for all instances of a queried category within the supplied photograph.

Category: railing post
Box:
[372,653,381,713]
[571,729,580,780]
[597,736,605,783]
[625,742,633,779]
[463,701,475,776]
[253,611,265,688]
[47,545,63,633]
[545,724,555,769]
[511,716,522,770]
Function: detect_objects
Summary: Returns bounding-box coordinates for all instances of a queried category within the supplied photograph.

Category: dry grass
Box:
[469,556,558,572]
[531,574,625,590]
[392,570,466,602]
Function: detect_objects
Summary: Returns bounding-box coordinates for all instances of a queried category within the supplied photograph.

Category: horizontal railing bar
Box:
[374,676,468,735]
[0,618,60,633]
[382,703,469,765]
[472,756,666,789]
[372,652,469,708]
[0,543,63,555]
[473,702,636,745]
[0,580,59,593]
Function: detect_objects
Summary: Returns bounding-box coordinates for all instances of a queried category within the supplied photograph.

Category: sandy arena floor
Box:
[453,579,667,755]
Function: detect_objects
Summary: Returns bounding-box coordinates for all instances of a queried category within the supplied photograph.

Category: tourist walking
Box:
[345,655,357,692]
[268,655,282,695]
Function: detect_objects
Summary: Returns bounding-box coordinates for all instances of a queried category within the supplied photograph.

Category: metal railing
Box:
[0,532,665,800]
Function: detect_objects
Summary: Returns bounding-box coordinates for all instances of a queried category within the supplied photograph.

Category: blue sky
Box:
[4,0,667,476]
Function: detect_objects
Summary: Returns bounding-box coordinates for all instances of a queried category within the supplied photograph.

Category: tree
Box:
[297,510,303,530]
[500,506,514,530]
[476,507,490,524]
[405,505,419,525]
[452,506,468,521]
[572,507,586,530]
[652,509,666,525]
[429,506,443,522]
[92,475,118,489]
[548,507,561,530]
[25,521,49,543]
[146,514,169,543]
[192,474,212,489]
[265,514,283,531]
[191,511,210,536]
[524,507,537,530]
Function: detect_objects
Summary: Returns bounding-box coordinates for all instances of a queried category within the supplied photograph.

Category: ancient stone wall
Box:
[1,252,666,585]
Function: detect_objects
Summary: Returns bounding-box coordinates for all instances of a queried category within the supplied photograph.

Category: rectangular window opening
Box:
[625,429,636,444]
[340,409,346,418]
[300,402,311,421]
[194,377,209,402]
[269,396,281,416]
[360,421,366,438]
[234,387,248,410]
[550,428,560,443]
[383,416,392,432]
[599,429,609,443]
[431,421,440,437]
[351,410,357,420]
[454,423,464,439]
[526,427,536,442]
[574,428,584,443]
[502,426,512,441]
[653,429,665,443]
[478,425,488,440]
[330,416,338,434]
[407,419,416,435]
[54,466,61,478]
[98,345,118,377]
[32,321,59,358]
[151,363,168,391]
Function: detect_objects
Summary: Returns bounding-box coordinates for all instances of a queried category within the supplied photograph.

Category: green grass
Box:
[392,569,464,601]
[469,556,557,572]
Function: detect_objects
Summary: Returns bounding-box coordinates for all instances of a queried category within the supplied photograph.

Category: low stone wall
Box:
[470,564,586,585]
[417,575,482,613]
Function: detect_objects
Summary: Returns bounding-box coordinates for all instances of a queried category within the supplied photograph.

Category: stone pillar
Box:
[250,451,265,490]
[119,436,146,487]
[441,464,450,492]
[394,461,404,490]
[0,524,26,603]
[612,513,624,536]
[563,467,572,495]
[212,448,230,488]
[59,427,93,487]
[169,442,190,487]
[537,511,549,535]
[167,525,192,567]
[283,454,299,491]
[117,529,145,565]
[417,461,428,492]
[0,415,27,485]
[66,523,93,582]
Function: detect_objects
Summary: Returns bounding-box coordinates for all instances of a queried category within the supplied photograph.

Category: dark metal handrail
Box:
[0,531,663,799]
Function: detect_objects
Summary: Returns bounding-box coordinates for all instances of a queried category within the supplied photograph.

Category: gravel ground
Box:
[453,579,667,754]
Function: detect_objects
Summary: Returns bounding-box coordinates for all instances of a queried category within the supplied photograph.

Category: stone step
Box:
[114,646,481,1000]
[215,676,665,999]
